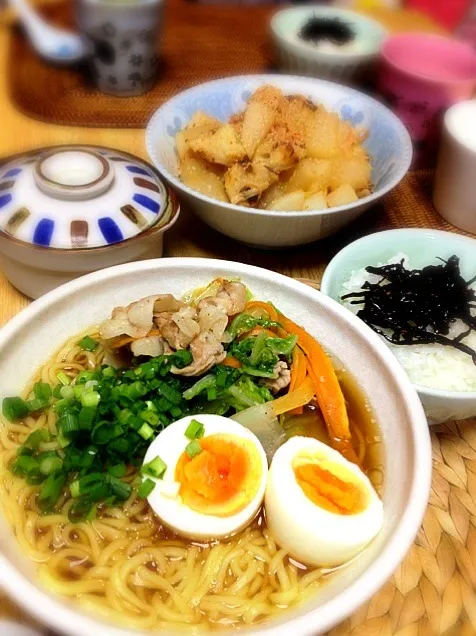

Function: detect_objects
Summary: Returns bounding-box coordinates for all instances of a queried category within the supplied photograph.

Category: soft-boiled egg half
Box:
[265,437,383,567]
[142,414,268,541]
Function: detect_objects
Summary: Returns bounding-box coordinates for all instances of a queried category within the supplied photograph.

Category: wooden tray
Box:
[1,171,476,635]
[7,0,274,128]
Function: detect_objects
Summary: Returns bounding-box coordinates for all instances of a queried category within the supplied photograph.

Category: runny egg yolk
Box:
[175,434,262,517]
[293,456,368,515]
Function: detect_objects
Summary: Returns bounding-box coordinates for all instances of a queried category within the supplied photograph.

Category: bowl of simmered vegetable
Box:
[146,75,412,248]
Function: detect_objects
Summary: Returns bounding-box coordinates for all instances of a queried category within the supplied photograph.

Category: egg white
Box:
[265,436,384,567]
[143,414,268,541]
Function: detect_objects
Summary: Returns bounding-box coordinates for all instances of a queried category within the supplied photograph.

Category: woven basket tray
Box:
[1,171,476,635]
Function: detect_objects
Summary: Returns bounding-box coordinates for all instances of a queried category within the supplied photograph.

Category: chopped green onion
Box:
[39,473,66,510]
[26,397,49,413]
[68,497,92,523]
[58,413,79,436]
[23,428,50,451]
[185,440,202,459]
[78,336,99,351]
[80,391,100,408]
[158,383,182,406]
[185,419,205,440]
[138,478,155,498]
[78,406,96,431]
[92,422,122,445]
[52,384,63,399]
[142,456,167,479]
[70,480,80,498]
[39,455,63,476]
[139,409,160,426]
[108,462,126,478]
[59,385,74,401]
[2,397,29,422]
[33,382,52,402]
[138,423,154,440]
[56,371,71,386]
[108,476,132,500]
[11,455,39,476]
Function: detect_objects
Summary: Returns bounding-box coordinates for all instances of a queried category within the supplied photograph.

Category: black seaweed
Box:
[298,16,355,46]
[341,256,476,364]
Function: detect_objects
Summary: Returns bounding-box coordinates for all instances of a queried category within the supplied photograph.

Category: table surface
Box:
[0,4,452,635]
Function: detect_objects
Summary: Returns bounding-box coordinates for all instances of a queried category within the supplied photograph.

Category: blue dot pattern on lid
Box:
[0,194,12,209]
[2,168,22,179]
[126,165,151,176]
[98,217,124,244]
[33,218,55,247]
[0,148,169,249]
[133,193,160,214]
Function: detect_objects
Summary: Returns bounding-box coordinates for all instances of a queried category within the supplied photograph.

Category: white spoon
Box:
[8,0,86,64]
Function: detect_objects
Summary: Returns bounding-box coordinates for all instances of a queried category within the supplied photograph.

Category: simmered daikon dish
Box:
[0,279,384,631]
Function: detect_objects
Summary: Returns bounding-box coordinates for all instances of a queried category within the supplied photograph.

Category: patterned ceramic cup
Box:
[76,0,164,97]
[378,34,476,168]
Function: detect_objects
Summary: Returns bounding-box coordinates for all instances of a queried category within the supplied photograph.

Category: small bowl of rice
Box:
[321,228,476,424]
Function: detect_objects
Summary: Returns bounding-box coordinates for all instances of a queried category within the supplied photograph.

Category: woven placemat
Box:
[7,0,273,128]
[1,170,476,635]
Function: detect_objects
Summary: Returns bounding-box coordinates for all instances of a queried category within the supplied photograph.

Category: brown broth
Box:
[282,367,384,494]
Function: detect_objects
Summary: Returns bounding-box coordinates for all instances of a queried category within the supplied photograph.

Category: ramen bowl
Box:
[145,75,412,248]
[0,258,430,636]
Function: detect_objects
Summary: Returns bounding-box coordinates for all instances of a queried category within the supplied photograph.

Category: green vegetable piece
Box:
[81,391,100,408]
[23,428,50,451]
[70,480,80,498]
[142,456,167,479]
[56,371,71,386]
[39,473,66,510]
[58,413,79,436]
[25,397,49,413]
[2,397,29,422]
[185,419,205,440]
[185,440,202,458]
[138,423,154,440]
[78,406,96,431]
[59,385,74,401]
[138,478,155,499]
[182,375,216,400]
[108,476,132,500]
[39,455,63,476]
[78,335,99,351]
[33,382,52,402]
[108,462,126,478]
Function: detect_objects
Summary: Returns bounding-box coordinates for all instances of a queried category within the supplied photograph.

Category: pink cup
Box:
[379,34,476,168]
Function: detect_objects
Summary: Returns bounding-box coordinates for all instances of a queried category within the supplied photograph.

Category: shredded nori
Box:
[341,256,476,364]
[298,16,355,46]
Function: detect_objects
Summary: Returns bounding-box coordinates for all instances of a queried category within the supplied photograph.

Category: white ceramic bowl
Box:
[321,229,476,424]
[0,146,180,298]
[0,258,431,636]
[145,75,412,248]
[271,6,388,85]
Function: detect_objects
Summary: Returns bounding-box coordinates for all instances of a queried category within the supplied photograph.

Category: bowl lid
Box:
[0,146,172,250]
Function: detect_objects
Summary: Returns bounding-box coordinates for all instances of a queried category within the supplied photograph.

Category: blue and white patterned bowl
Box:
[0,146,180,298]
[146,75,412,248]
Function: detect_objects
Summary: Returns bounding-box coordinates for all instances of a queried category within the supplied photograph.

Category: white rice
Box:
[340,253,476,392]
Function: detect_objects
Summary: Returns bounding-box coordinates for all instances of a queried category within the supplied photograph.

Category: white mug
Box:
[433,100,476,233]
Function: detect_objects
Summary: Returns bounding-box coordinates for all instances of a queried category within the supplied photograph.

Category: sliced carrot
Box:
[222,356,243,369]
[108,329,162,349]
[289,346,307,415]
[245,301,279,322]
[272,376,315,416]
[277,314,352,446]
